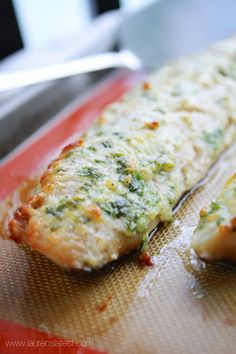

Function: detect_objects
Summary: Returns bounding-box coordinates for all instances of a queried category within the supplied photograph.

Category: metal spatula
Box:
[0,0,236,92]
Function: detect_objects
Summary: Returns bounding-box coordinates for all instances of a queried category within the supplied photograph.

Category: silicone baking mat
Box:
[0,69,236,354]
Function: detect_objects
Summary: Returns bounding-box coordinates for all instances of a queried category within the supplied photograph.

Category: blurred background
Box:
[0,0,154,61]
[1,0,236,160]
[0,0,156,159]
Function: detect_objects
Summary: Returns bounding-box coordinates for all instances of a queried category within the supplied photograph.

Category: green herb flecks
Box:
[55,167,66,173]
[87,146,96,152]
[45,196,82,219]
[100,195,148,233]
[147,193,160,209]
[209,201,220,214]
[94,159,107,164]
[218,65,236,80]
[153,153,175,173]
[95,131,103,137]
[101,196,130,218]
[80,182,91,192]
[45,206,61,217]
[128,174,144,196]
[56,196,82,212]
[77,166,103,181]
[202,128,223,153]
[114,155,131,175]
[101,140,113,148]
[113,132,124,139]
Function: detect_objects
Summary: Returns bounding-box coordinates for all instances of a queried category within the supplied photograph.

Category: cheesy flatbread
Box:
[9,37,236,270]
[192,173,236,263]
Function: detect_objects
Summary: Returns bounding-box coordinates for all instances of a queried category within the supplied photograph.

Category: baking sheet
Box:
[0,69,236,354]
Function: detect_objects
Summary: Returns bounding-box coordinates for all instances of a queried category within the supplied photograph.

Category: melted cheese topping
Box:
[9,37,236,269]
[192,173,236,263]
